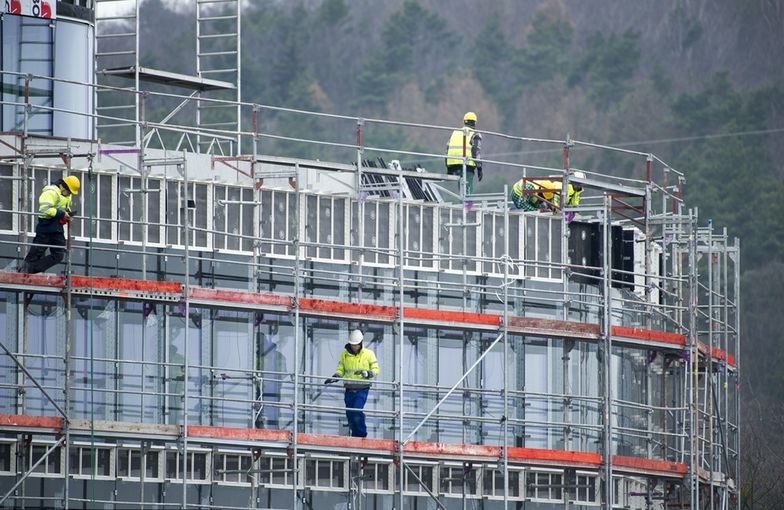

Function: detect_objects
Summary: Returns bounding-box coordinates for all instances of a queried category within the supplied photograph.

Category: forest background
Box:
[134,0,784,506]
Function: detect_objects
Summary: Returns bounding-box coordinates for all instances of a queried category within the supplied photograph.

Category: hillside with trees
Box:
[137,1,784,506]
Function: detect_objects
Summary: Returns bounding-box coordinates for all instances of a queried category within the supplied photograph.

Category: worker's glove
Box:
[356,370,372,379]
[477,166,483,181]
[59,212,72,225]
[324,373,340,385]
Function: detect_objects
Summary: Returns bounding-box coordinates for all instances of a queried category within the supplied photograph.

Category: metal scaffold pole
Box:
[601,193,614,507]
[181,153,190,510]
[396,159,405,510]
[292,163,302,510]
[502,184,510,508]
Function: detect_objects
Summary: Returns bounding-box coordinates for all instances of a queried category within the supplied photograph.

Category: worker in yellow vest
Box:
[18,175,80,274]
[325,329,380,437]
[445,112,482,195]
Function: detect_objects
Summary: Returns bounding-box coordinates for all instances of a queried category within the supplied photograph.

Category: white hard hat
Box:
[349,329,364,345]
[573,171,586,179]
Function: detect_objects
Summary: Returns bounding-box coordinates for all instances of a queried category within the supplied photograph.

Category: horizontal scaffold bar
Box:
[0,271,735,367]
[0,413,689,479]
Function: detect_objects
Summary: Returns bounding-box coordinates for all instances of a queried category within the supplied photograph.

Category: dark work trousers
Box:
[22,231,66,274]
[446,165,475,195]
[344,387,369,438]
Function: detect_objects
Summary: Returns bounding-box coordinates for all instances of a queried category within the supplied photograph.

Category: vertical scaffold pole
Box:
[396,158,406,510]
[688,209,699,510]
[181,153,190,510]
[63,142,73,510]
[292,163,301,510]
[356,119,365,303]
[601,193,613,508]
[733,237,740,510]
[502,185,510,508]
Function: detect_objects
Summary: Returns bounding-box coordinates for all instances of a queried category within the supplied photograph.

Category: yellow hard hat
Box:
[541,190,554,200]
[63,175,80,195]
[463,111,477,124]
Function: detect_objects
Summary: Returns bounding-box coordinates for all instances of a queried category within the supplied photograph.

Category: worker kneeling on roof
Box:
[510,173,584,217]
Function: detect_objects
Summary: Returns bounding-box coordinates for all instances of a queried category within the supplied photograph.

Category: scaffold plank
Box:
[189,287,292,309]
[298,298,397,321]
[0,413,62,431]
[189,425,291,442]
[508,446,601,466]
[403,308,501,327]
[612,325,685,346]
[507,317,601,338]
[612,455,688,476]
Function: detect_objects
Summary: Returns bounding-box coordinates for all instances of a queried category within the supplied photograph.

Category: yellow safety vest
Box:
[37,185,72,220]
[335,345,380,386]
[445,128,477,167]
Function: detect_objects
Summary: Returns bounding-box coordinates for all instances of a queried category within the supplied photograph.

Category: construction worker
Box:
[510,176,584,214]
[510,178,557,211]
[324,329,380,438]
[445,111,482,195]
[18,175,79,274]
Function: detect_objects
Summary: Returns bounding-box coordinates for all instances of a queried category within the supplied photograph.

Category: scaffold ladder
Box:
[94,0,140,145]
[196,0,240,155]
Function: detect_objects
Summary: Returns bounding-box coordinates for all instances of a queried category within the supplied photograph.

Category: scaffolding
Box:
[0,3,739,506]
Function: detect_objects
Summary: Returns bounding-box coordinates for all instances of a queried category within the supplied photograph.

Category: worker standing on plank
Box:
[445,112,482,195]
[324,329,380,438]
[18,175,79,274]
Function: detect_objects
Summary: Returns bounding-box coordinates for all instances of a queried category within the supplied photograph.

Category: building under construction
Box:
[0,1,740,509]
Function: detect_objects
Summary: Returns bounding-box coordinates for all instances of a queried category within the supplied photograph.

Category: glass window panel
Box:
[130,450,141,477]
[166,181,180,245]
[192,453,206,480]
[166,451,179,479]
[119,176,132,240]
[317,460,331,487]
[146,451,159,479]
[241,188,254,252]
[0,165,13,230]
[306,195,317,258]
[333,198,345,259]
[227,186,241,251]
[260,190,272,254]
[226,455,239,483]
[318,198,332,259]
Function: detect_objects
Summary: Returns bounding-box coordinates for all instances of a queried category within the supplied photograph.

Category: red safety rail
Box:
[189,425,291,442]
[71,275,182,293]
[613,455,688,476]
[508,446,601,467]
[190,287,292,308]
[509,317,601,338]
[612,326,685,347]
[0,413,62,430]
[403,307,501,327]
[298,298,397,320]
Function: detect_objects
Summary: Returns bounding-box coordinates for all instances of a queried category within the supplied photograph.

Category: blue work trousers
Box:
[344,387,369,438]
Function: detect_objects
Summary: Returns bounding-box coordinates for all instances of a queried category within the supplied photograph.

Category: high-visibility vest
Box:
[445,128,477,167]
[335,344,380,387]
[37,185,72,220]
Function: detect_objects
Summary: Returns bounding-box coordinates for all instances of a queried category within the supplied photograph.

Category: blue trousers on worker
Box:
[344,387,369,437]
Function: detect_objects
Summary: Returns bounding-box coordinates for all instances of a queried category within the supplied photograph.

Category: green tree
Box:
[514,12,574,88]
[569,29,641,108]
[353,0,456,113]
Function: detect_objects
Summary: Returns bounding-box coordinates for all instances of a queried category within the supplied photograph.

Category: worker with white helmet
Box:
[18,175,80,273]
[324,329,380,438]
